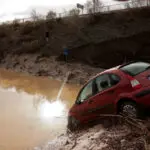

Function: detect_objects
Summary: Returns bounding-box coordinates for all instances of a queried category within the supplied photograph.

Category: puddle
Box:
[0,69,81,150]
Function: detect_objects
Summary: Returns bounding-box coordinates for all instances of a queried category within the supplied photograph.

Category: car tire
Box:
[67,116,80,131]
[119,101,139,118]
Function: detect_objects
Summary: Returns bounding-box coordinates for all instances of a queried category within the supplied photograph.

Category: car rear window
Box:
[120,62,150,76]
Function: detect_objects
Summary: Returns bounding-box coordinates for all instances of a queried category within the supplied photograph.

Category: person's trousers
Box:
[64,55,68,62]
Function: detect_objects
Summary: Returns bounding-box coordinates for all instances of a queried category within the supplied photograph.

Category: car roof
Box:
[118,61,147,69]
[82,61,149,88]
[83,65,120,87]
[91,61,149,80]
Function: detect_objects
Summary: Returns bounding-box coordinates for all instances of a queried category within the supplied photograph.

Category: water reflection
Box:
[0,87,67,150]
[0,68,81,108]
[39,100,66,118]
[0,69,81,150]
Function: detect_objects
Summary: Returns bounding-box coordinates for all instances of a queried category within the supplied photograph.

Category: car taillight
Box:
[126,74,142,90]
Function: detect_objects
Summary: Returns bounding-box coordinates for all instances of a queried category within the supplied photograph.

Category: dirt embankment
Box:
[0,54,102,84]
[37,116,150,150]
[0,7,150,82]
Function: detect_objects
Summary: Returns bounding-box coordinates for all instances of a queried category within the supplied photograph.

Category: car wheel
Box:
[67,116,80,131]
[120,101,139,118]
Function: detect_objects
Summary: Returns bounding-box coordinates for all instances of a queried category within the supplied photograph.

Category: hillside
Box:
[0,7,150,82]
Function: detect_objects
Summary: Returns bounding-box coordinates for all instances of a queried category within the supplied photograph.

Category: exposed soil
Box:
[36,116,150,150]
[0,54,103,84]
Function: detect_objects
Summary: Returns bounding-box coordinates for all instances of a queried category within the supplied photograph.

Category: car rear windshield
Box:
[120,62,150,76]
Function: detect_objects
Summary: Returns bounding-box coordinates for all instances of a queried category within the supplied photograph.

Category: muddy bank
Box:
[36,117,150,150]
[0,54,103,84]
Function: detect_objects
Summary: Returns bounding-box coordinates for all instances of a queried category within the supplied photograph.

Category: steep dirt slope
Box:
[0,7,150,81]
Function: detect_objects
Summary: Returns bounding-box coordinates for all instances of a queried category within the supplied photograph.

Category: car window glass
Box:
[77,81,93,103]
[120,62,150,76]
[110,74,120,85]
[95,74,111,92]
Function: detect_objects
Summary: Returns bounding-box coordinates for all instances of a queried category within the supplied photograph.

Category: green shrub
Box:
[46,10,56,20]
[12,19,20,30]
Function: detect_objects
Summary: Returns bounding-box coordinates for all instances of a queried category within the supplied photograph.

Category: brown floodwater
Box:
[0,69,81,150]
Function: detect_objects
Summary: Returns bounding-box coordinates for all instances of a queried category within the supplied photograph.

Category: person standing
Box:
[63,46,69,63]
[45,31,49,42]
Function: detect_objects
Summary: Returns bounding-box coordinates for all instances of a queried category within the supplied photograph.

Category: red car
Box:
[68,61,150,130]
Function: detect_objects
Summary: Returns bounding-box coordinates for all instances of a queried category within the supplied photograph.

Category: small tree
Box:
[147,0,150,6]
[12,19,20,29]
[12,19,20,24]
[85,0,94,14]
[84,0,103,14]
[124,2,131,9]
[130,0,144,8]
[94,0,103,12]
[46,10,56,20]
[69,8,80,16]
[30,9,43,21]
[31,9,38,21]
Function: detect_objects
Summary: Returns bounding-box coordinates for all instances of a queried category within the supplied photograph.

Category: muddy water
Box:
[0,69,81,150]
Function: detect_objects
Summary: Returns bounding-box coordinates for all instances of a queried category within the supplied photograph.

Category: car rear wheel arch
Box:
[117,98,146,118]
[117,98,137,114]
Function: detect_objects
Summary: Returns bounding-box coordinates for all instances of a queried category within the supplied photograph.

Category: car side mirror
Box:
[100,81,109,89]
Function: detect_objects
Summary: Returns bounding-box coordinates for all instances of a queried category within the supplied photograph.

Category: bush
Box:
[20,20,44,35]
[56,17,63,23]
[12,19,20,30]
[69,8,80,16]
[46,10,56,20]
[84,0,103,14]
[87,13,102,25]
[30,9,44,21]
[20,22,34,35]
[0,24,12,38]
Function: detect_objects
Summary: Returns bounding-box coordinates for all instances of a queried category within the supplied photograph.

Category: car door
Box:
[73,79,96,122]
[86,73,120,118]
